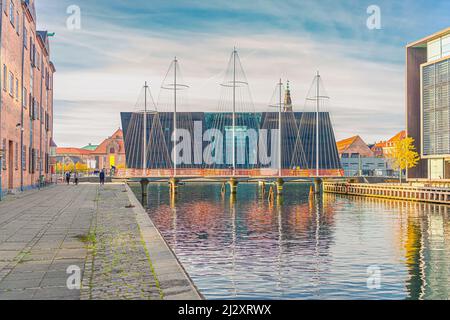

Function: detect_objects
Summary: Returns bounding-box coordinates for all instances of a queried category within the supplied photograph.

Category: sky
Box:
[35,0,450,147]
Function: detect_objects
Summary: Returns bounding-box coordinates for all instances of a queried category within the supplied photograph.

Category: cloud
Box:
[35,0,448,147]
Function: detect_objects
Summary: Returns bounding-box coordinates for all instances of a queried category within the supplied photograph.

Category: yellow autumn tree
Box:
[75,162,89,173]
[386,136,420,184]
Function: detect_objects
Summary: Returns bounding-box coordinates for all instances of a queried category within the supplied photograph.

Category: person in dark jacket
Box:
[65,172,71,185]
[99,170,105,185]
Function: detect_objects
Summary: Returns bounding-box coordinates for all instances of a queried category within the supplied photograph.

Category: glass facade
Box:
[422,58,450,156]
[121,112,342,171]
[427,35,450,62]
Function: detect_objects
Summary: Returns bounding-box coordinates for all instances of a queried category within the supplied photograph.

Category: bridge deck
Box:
[117,168,344,181]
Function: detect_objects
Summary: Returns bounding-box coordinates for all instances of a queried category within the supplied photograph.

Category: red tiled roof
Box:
[91,129,125,154]
[57,148,92,155]
[336,136,359,154]
[388,130,406,143]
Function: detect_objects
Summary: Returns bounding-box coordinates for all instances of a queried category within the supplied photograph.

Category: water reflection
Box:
[133,183,450,300]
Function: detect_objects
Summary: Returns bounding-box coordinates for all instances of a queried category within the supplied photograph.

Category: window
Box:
[9,1,14,26]
[15,78,19,100]
[22,87,27,108]
[22,146,26,171]
[16,11,20,34]
[443,35,450,58]
[23,28,27,48]
[2,140,6,170]
[2,65,6,91]
[36,52,40,70]
[428,39,441,62]
[30,65,33,96]
[9,71,14,96]
[15,142,18,170]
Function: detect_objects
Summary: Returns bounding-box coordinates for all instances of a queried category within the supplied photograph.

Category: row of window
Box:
[3,64,52,127]
[1,139,50,174]
[2,65,19,101]
[4,0,53,90]
[6,0,21,36]
[428,34,450,62]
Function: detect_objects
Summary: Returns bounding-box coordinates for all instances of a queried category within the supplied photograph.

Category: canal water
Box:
[132,183,450,300]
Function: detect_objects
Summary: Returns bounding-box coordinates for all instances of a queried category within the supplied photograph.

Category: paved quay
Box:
[0,183,201,300]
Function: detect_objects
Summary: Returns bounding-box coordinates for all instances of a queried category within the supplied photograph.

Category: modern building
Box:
[337,136,391,177]
[120,111,343,173]
[407,27,450,180]
[56,129,126,173]
[0,0,55,196]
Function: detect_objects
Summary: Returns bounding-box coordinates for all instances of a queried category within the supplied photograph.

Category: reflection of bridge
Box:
[120,49,344,195]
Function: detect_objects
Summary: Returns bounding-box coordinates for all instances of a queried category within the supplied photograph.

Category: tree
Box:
[386,136,420,184]
[75,162,88,173]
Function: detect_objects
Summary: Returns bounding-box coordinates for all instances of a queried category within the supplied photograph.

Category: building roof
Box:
[336,136,359,154]
[82,144,99,151]
[388,130,406,143]
[91,129,125,155]
[50,138,58,148]
[57,148,92,156]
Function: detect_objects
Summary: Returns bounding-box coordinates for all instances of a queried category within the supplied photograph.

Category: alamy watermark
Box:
[169,121,282,169]
[367,5,382,30]
[66,5,82,30]
[367,265,382,290]
[66,265,81,290]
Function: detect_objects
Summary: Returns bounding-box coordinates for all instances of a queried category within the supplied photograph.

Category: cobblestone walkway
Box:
[0,185,95,300]
[0,184,200,300]
[81,185,162,300]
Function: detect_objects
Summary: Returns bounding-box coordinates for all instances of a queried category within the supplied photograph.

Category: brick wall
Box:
[0,0,55,194]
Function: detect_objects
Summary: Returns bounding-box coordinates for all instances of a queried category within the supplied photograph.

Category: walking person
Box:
[99,169,105,186]
[65,172,71,185]
[74,172,79,185]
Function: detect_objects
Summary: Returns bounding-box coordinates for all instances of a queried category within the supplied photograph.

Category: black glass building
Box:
[120,112,342,171]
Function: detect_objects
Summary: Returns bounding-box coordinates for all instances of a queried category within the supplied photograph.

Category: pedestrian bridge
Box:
[116,168,344,180]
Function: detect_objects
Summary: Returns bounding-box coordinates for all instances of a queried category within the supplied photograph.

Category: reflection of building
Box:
[407,28,450,180]
[0,0,56,195]
[120,112,342,171]
[337,136,390,177]
[56,129,125,172]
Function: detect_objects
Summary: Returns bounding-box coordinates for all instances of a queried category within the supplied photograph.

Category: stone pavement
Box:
[0,184,201,300]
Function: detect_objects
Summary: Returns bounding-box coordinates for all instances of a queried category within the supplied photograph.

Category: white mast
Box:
[174,57,178,177]
[316,71,320,177]
[278,79,283,177]
[232,48,237,176]
[143,81,148,174]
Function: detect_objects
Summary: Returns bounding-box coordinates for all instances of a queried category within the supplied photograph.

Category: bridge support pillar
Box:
[228,178,238,195]
[169,178,180,194]
[276,178,285,196]
[314,178,323,195]
[140,179,149,199]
